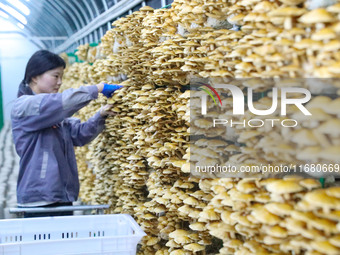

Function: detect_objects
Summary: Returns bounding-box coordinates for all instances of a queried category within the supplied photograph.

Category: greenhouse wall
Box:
[0,20,39,121]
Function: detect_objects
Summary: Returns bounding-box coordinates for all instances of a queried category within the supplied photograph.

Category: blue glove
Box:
[102,84,123,98]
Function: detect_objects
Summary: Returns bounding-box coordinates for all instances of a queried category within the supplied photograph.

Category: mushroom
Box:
[268,7,307,30]
[299,179,322,190]
[304,189,340,213]
[262,235,284,245]
[312,27,337,41]
[290,129,319,146]
[199,206,220,221]
[166,239,181,249]
[320,146,340,163]
[147,236,159,246]
[236,179,258,193]
[315,210,340,221]
[308,217,338,235]
[278,0,305,5]
[311,241,340,255]
[169,229,192,244]
[299,8,336,30]
[183,243,205,252]
[169,249,190,255]
[317,119,340,140]
[265,202,294,217]
[251,205,281,225]
[330,234,340,248]
[224,239,242,250]
[262,225,288,238]
[266,180,304,195]
[228,188,255,205]
[189,222,207,231]
[296,146,322,161]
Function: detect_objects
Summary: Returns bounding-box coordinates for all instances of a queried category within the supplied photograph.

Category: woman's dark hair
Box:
[17,50,66,97]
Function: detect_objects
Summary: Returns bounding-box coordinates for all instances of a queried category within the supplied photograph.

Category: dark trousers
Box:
[20,202,73,218]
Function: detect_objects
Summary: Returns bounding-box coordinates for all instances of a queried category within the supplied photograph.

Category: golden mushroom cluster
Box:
[75,43,90,62]
[60,0,340,254]
[171,0,231,31]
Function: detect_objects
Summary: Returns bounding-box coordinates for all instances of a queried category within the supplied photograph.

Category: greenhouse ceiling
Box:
[0,0,172,53]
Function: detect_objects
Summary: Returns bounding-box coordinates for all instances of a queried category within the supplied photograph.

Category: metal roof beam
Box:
[99,26,104,37]
[43,2,74,36]
[68,0,90,28]
[81,0,94,21]
[102,0,108,11]
[48,1,81,32]
[55,0,145,53]
[60,0,86,28]
[94,29,99,42]
[87,0,105,32]
[89,1,99,16]
[33,36,68,40]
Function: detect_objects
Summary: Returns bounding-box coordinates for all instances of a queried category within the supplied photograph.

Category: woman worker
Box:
[11,50,121,217]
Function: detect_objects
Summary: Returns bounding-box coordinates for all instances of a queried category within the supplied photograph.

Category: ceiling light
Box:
[16,22,24,29]
[0,10,9,19]
[0,3,27,24]
[6,0,30,15]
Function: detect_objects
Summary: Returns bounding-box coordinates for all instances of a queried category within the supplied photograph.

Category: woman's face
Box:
[31,66,64,94]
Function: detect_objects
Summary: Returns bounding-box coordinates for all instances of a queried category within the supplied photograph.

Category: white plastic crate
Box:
[0,214,146,255]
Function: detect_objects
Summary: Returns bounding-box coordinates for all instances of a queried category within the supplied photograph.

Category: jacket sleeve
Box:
[65,111,106,146]
[11,85,98,132]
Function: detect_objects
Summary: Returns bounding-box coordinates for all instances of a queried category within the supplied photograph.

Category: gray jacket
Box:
[11,85,105,204]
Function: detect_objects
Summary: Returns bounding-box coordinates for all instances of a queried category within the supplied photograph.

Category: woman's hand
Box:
[96,83,123,98]
[100,104,117,117]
